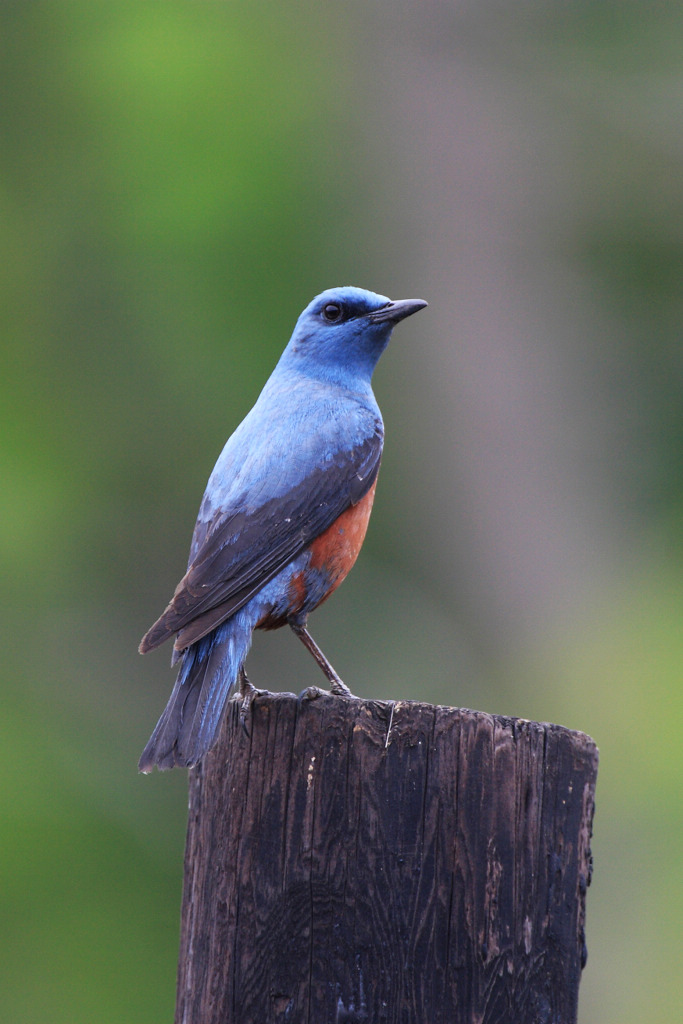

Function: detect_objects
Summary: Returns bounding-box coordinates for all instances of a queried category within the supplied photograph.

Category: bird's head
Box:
[280,286,427,386]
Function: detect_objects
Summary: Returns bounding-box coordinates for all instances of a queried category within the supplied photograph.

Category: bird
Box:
[138,286,427,772]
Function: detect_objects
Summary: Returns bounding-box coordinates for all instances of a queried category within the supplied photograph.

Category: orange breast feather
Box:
[308,477,377,599]
[257,478,378,630]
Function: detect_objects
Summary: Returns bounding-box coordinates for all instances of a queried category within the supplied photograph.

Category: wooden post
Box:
[175,695,597,1024]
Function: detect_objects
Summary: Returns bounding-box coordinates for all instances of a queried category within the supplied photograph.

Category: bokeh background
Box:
[2,3,681,1021]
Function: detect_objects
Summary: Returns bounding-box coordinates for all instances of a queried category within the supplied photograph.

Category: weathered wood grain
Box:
[175,696,597,1024]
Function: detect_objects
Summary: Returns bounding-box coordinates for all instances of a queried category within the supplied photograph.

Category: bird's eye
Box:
[322,302,343,323]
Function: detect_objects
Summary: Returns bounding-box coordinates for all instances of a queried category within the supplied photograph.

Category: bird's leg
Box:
[289,619,356,699]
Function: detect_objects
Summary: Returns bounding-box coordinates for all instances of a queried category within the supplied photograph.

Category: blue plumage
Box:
[139,286,427,771]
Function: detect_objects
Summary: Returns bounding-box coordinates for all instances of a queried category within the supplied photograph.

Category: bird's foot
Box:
[298,685,325,701]
[330,677,355,697]
[297,679,357,702]
[237,669,269,737]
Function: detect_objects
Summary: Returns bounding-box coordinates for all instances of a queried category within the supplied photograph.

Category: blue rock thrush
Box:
[138,286,427,771]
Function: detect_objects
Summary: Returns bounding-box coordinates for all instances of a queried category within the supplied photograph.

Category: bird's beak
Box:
[366,298,428,324]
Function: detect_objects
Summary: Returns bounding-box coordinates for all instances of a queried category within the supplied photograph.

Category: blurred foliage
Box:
[1,3,681,1022]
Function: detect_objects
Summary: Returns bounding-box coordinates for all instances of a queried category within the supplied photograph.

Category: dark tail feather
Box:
[138,611,255,773]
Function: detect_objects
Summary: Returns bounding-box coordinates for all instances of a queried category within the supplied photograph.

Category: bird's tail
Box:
[138,608,256,773]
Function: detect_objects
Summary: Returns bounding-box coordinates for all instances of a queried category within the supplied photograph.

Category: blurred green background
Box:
[1,3,681,1021]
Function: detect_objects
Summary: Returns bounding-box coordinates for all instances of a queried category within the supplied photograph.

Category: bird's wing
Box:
[139,426,382,655]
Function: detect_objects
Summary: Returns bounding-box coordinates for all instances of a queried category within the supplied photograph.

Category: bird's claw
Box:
[330,679,355,698]
[239,692,261,737]
[297,681,357,702]
[298,685,325,702]
[237,673,269,737]
[239,700,253,737]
